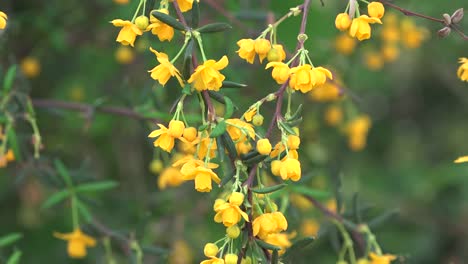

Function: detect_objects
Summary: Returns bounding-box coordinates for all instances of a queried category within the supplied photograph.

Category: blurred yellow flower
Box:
[214,192,249,227]
[115,46,135,64]
[21,57,41,78]
[264,232,293,255]
[0,11,7,29]
[147,9,174,42]
[0,149,15,168]
[364,51,384,71]
[113,0,129,4]
[381,44,399,62]
[324,105,343,126]
[454,156,468,163]
[401,19,427,49]
[111,19,143,47]
[310,81,342,102]
[369,252,397,264]
[335,13,352,31]
[350,15,382,41]
[54,228,96,259]
[158,167,185,189]
[175,0,194,12]
[457,57,468,82]
[200,256,224,264]
[346,115,372,151]
[148,47,184,86]
[335,33,357,55]
[301,219,320,237]
[169,240,193,264]
[188,56,228,91]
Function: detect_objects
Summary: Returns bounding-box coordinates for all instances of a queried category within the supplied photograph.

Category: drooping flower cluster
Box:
[335,2,384,41]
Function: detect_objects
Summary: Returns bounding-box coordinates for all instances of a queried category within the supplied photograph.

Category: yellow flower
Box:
[237,38,256,64]
[243,108,257,122]
[380,25,400,43]
[367,2,385,19]
[21,57,41,78]
[254,39,271,63]
[115,46,135,64]
[0,11,7,30]
[289,64,314,93]
[54,228,96,259]
[201,256,225,264]
[194,135,218,159]
[182,165,221,192]
[364,51,384,71]
[0,149,15,168]
[224,254,238,264]
[148,120,184,152]
[457,57,468,82]
[188,56,228,91]
[335,33,357,55]
[204,243,219,257]
[252,212,288,239]
[182,127,198,142]
[214,192,249,226]
[113,0,129,4]
[335,13,352,31]
[400,19,427,49]
[147,9,174,41]
[369,252,397,264]
[287,135,300,150]
[349,15,382,41]
[169,240,193,264]
[173,156,218,177]
[266,62,290,84]
[279,158,301,181]
[158,167,185,189]
[324,105,343,126]
[148,47,184,86]
[267,44,287,62]
[263,233,292,255]
[256,139,272,155]
[226,119,255,141]
[175,0,194,12]
[290,194,312,211]
[454,156,468,163]
[111,19,143,47]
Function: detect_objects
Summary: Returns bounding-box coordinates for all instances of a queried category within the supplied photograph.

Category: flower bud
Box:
[267,44,286,62]
[135,15,149,30]
[203,243,218,257]
[451,8,464,24]
[241,257,252,264]
[149,159,164,174]
[271,160,281,176]
[438,27,451,38]
[442,13,452,26]
[367,2,385,19]
[168,120,185,138]
[256,139,272,155]
[229,192,244,205]
[225,253,238,264]
[226,225,241,239]
[252,114,264,126]
[182,127,197,142]
[335,13,352,31]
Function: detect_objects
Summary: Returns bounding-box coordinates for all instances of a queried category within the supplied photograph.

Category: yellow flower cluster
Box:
[213,192,249,227]
[148,120,186,152]
[188,56,229,91]
[147,9,175,41]
[335,2,384,41]
[173,156,220,192]
[457,57,468,82]
[237,38,285,64]
[0,11,7,30]
[148,48,184,86]
[346,115,372,151]
[54,228,96,258]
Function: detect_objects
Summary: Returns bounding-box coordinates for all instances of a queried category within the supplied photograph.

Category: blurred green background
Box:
[0,0,467,263]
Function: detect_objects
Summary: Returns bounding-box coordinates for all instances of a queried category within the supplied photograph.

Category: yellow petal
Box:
[454,156,468,163]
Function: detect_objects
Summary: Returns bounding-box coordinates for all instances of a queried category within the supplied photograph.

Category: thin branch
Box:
[378,0,444,23]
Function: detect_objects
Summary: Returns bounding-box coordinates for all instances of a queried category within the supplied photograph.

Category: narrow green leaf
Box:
[240,150,260,161]
[243,154,268,165]
[222,81,247,89]
[142,245,168,256]
[271,249,279,264]
[210,121,227,138]
[54,159,73,187]
[290,186,330,199]
[288,104,303,121]
[252,184,287,194]
[150,10,186,31]
[368,208,399,228]
[197,22,232,33]
[7,128,22,162]
[207,90,226,104]
[6,249,22,264]
[279,121,297,135]
[221,133,237,161]
[76,199,93,223]
[3,65,17,93]
[75,181,119,193]
[216,136,225,163]
[224,96,234,119]
[182,39,194,80]
[255,239,281,251]
[284,117,302,127]
[41,190,70,209]
[219,170,236,187]
[282,237,315,260]
[0,233,23,248]
[191,0,200,27]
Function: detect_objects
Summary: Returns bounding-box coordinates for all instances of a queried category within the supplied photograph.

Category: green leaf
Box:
[7,128,22,162]
[271,249,279,264]
[240,150,260,161]
[279,121,297,135]
[142,245,168,256]
[290,186,330,199]
[284,117,302,127]
[207,90,226,104]
[54,159,73,187]
[224,96,234,119]
[150,10,186,31]
[191,0,200,28]
[182,39,194,80]
[3,65,17,94]
[221,133,237,161]
[255,239,281,251]
[197,22,232,33]
[210,121,227,138]
[0,233,23,248]
[288,104,303,121]
[6,249,22,264]
[252,184,287,194]
[75,181,119,193]
[216,136,225,163]
[243,154,268,165]
[222,81,247,89]
[219,170,236,187]
[369,208,399,228]
[76,199,93,223]
[41,190,70,209]
[282,237,315,260]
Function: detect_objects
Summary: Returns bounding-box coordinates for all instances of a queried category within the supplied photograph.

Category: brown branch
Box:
[378,0,445,23]
[31,98,159,123]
